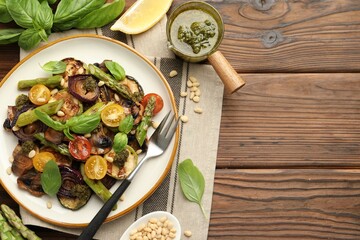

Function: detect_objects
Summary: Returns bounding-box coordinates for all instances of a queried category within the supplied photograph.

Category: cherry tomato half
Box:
[141,93,164,115]
[84,155,107,180]
[32,151,56,172]
[28,84,51,105]
[68,136,92,161]
[100,103,125,127]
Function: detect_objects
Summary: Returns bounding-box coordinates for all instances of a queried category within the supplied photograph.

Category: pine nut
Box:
[189,92,195,100]
[180,115,189,123]
[180,91,188,97]
[194,107,203,114]
[84,133,91,138]
[193,96,200,103]
[195,89,201,96]
[8,156,14,163]
[37,97,46,103]
[105,156,114,162]
[57,110,65,117]
[169,70,178,78]
[152,121,159,129]
[60,78,65,87]
[192,82,200,87]
[28,150,36,158]
[184,230,192,237]
[186,80,193,88]
[190,86,198,92]
[189,76,198,83]
[98,81,105,87]
[12,126,19,131]
[114,93,120,102]
[47,201,52,209]
[136,149,143,155]
[6,167,12,175]
[50,88,59,95]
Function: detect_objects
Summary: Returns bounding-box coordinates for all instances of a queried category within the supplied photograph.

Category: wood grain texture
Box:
[217,73,360,168]
[170,0,360,73]
[210,169,360,240]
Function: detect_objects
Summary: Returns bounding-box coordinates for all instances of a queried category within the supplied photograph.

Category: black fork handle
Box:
[77,179,131,240]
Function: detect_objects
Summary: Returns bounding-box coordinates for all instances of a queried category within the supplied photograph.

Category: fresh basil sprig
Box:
[104,60,126,81]
[41,60,67,74]
[41,160,62,196]
[178,159,207,218]
[0,0,125,50]
[34,109,101,140]
[119,115,134,134]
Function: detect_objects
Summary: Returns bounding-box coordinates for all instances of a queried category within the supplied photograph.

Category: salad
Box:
[3,58,164,210]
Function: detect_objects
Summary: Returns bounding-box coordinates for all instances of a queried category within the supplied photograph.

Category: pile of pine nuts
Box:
[129,216,177,240]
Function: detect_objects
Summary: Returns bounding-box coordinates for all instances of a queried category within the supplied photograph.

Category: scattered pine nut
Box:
[136,149,143,155]
[190,86,198,92]
[169,70,178,78]
[84,133,91,138]
[193,96,200,103]
[195,89,201,96]
[180,91,188,97]
[194,107,203,114]
[60,78,65,87]
[28,150,36,158]
[184,230,192,237]
[47,201,52,209]
[6,167,12,175]
[189,76,198,83]
[8,156,14,163]
[186,80,193,88]
[37,97,46,103]
[180,115,189,123]
[105,156,114,162]
[12,126,19,131]
[189,92,195,100]
[192,82,200,87]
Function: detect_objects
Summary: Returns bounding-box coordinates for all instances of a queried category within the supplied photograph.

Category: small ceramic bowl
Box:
[119,211,181,240]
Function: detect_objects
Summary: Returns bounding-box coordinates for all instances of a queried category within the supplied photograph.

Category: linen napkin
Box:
[19,16,224,240]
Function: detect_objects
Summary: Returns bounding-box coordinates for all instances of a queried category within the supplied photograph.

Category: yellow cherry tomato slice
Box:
[28,84,51,105]
[100,103,125,127]
[32,151,56,172]
[84,155,108,180]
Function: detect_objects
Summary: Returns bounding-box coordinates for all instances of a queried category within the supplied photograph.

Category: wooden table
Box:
[1,0,360,239]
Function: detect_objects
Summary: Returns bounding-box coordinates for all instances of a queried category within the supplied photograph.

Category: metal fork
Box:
[77,111,179,240]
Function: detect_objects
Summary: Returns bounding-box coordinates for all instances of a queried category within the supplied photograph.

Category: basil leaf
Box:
[0,0,12,23]
[119,115,134,134]
[113,132,128,154]
[6,0,40,29]
[18,28,42,50]
[41,60,66,74]
[104,60,126,81]
[53,0,105,31]
[66,114,101,134]
[178,159,206,217]
[41,160,62,196]
[75,0,125,29]
[0,29,24,45]
[34,1,53,31]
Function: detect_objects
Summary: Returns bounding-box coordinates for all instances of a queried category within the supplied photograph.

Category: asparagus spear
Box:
[88,64,142,102]
[17,75,63,90]
[34,133,70,156]
[0,211,24,240]
[15,99,64,127]
[79,164,117,210]
[0,205,40,240]
[136,96,155,146]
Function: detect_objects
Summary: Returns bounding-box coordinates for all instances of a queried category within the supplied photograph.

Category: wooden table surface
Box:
[1,0,360,239]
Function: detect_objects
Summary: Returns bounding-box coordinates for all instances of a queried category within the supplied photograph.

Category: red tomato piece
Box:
[68,136,92,161]
[141,93,164,115]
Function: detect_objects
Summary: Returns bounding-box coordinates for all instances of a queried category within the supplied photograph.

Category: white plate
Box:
[119,211,181,240]
[0,34,178,227]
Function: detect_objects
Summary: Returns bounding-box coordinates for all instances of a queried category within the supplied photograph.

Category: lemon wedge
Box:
[110,0,173,34]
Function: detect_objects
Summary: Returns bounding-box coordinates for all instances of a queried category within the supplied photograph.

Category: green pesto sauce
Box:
[170,9,219,57]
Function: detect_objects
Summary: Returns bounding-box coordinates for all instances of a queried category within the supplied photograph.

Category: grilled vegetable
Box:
[15,99,64,127]
[68,74,99,102]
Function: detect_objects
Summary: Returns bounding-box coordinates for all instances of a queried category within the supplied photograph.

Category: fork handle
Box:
[77,179,131,240]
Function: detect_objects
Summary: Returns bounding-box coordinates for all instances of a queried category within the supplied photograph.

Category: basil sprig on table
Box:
[178,159,207,218]
[0,0,125,50]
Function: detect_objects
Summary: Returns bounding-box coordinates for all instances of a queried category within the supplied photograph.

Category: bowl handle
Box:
[208,51,245,94]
